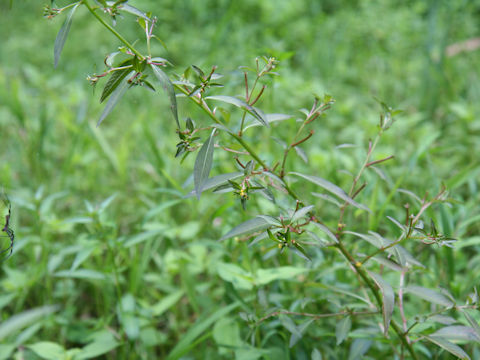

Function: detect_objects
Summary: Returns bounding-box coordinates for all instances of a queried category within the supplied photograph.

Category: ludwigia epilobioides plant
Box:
[46,1,479,359]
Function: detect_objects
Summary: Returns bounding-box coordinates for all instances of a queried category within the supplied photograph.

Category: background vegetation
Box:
[0,0,479,359]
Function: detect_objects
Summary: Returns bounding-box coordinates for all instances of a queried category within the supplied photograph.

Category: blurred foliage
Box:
[0,0,479,359]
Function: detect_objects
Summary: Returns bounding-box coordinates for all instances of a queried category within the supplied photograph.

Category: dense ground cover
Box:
[0,1,479,359]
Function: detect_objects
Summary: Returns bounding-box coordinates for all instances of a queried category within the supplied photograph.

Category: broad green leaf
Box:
[151,290,184,316]
[54,3,80,68]
[348,339,372,360]
[76,336,120,360]
[463,311,480,340]
[424,336,470,360]
[97,71,134,127]
[311,348,322,360]
[0,344,15,360]
[206,95,268,127]
[291,205,315,223]
[151,64,179,128]
[336,316,351,345]
[368,271,394,335]
[220,216,272,241]
[288,172,370,212]
[54,269,106,280]
[217,262,254,290]
[212,317,243,353]
[431,326,480,342]
[100,65,132,103]
[0,305,59,341]
[311,222,338,243]
[27,342,65,360]
[193,129,216,199]
[255,266,308,285]
[405,285,454,307]
[166,302,240,360]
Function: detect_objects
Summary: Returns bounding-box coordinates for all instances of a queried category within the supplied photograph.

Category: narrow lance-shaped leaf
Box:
[194,129,216,199]
[54,2,80,68]
[405,285,454,307]
[220,216,272,241]
[463,310,480,340]
[424,336,470,360]
[368,271,394,335]
[312,222,338,243]
[291,205,315,223]
[151,64,179,128]
[97,71,134,127]
[288,172,370,212]
[336,316,351,345]
[185,171,243,198]
[431,325,480,342]
[206,95,268,127]
[105,1,151,21]
[100,61,132,102]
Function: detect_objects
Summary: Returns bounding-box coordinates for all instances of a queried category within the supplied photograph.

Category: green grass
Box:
[0,1,480,359]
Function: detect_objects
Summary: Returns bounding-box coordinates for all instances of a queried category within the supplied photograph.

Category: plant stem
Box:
[83,0,144,60]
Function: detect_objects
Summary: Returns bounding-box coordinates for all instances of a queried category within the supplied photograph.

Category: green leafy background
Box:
[0,0,479,359]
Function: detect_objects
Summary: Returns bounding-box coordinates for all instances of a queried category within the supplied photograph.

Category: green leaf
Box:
[431,326,480,342]
[255,266,308,285]
[348,339,372,360]
[217,262,254,290]
[206,95,268,127]
[150,64,179,128]
[213,318,243,354]
[311,222,338,243]
[70,247,95,271]
[405,285,454,307]
[220,216,272,241]
[291,205,314,223]
[166,302,240,360]
[462,310,480,340]
[311,348,322,360]
[288,172,370,212]
[243,113,293,130]
[54,269,106,280]
[186,172,243,198]
[105,1,151,21]
[97,71,134,127]
[424,336,470,360]
[151,290,184,316]
[123,228,166,248]
[54,3,80,68]
[0,344,15,360]
[76,335,120,360]
[27,342,65,360]
[194,129,216,200]
[336,316,351,345]
[368,271,394,335]
[0,305,59,341]
[100,64,132,103]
